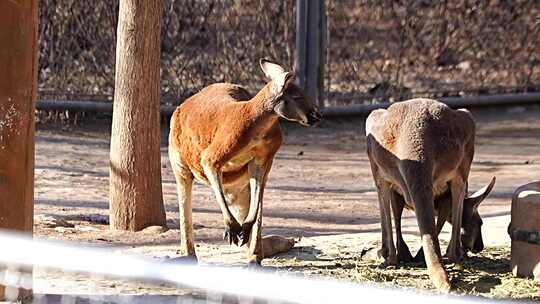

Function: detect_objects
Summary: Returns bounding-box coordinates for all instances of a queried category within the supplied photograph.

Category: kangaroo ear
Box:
[260,58,294,100]
[465,176,496,209]
[268,71,294,100]
[260,58,286,80]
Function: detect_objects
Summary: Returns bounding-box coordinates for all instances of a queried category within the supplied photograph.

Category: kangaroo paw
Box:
[223,220,242,246]
[240,221,254,246]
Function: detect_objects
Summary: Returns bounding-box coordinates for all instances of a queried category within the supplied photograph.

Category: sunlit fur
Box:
[168,59,320,265]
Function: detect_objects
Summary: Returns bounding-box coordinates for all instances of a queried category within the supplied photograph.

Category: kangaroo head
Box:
[259,58,321,126]
[461,176,496,253]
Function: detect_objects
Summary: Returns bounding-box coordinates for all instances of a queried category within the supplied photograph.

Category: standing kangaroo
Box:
[366,98,487,291]
[168,59,321,265]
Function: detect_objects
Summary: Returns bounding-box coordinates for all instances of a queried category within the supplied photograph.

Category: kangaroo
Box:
[168,59,321,265]
[366,98,484,291]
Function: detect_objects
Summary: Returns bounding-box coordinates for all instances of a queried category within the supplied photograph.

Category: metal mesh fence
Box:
[326,0,540,105]
[38,1,540,106]
[38,0,296,105]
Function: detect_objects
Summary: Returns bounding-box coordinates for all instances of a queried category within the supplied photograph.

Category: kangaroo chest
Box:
[190,126,280,189]
[221,137,266,172]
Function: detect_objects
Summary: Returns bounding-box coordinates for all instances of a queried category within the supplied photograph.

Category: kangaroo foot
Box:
[240,221,255,246]
[445,239,465,263]
[361,246,391,264]
[223,220,242,246]
[262,235,295,258]
[431,268,451,293]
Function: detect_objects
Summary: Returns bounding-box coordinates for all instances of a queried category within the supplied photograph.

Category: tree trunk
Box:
[0,0,38,300]
[110,0,166,231]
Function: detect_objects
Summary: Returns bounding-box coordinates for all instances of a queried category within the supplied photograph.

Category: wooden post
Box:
[295,0,327,108]
[109,0,166,231]
[0,0,38,301]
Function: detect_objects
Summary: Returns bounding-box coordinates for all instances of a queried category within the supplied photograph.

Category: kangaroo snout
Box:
[306,109,322,126]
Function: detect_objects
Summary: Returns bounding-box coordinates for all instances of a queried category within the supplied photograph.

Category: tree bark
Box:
[110,0,166,231]
[0,0,38,300]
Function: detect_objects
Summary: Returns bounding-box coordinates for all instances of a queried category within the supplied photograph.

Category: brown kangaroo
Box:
[366,98,490,291]
[168,59,321,265]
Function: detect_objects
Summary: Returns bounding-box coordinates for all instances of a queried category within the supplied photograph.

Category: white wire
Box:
[0,230,503,304]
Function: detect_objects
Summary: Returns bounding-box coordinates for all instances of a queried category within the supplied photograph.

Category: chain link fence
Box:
[326,0,540,105]
[38,0,295,105]
[38,0,539,107]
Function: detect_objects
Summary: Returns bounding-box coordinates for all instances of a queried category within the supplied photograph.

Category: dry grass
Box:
[267,246,540,300]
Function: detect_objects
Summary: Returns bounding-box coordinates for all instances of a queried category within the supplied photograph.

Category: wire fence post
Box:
[295,0,326,109]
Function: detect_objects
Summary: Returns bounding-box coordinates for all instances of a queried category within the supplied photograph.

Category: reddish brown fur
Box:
[170,83,283,186]
[168,82,285,265]
[168,59,320,265]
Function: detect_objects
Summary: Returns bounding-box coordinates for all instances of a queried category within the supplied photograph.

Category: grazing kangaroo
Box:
[168,59,321,265]
[366,98,486,291]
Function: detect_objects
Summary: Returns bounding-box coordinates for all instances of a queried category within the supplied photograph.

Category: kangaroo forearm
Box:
[203,165,236,223]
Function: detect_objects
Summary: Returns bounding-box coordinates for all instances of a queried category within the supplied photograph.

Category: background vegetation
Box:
[38,0,539,105]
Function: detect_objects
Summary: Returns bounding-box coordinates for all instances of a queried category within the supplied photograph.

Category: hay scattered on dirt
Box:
[267,246,540,300]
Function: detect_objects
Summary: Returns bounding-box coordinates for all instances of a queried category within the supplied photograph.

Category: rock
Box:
[360,246,385,263]
[141,225,168,234]
[262,235,295,258]
[35,214,74,228]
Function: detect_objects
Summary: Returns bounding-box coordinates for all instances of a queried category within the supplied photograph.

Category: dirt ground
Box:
[31,105,540,301]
